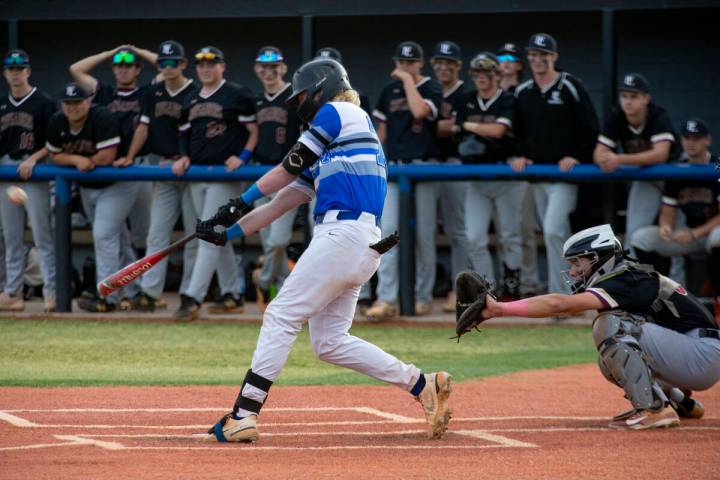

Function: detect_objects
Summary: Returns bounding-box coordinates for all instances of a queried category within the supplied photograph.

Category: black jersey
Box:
[139,79,198,158]
[435,80,467,160]
[46,106,120,189]
[95,82,149,157]
[598,102,681,162]
[0,88,56,158]
[514,71,599,164]
[373,77,442,161]
[587,266,717,332]
[453,87,515,164]
[662,156,720,228]
[253,83,300,165]
[179,80,256,165]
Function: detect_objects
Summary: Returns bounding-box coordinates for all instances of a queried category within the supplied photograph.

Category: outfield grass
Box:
[0,319,596,387]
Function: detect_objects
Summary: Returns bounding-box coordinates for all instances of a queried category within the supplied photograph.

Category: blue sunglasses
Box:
[256,51,283,63]
[3,55,29,66]
[497,54,518,63]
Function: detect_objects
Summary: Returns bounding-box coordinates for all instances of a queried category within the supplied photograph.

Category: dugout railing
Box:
[1,163,718,313]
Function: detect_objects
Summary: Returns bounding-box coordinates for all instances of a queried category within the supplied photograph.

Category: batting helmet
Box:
[561,224,624,293]
[286,58,351,122]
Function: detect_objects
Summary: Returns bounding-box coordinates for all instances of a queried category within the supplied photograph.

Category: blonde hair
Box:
[331,89,361,106]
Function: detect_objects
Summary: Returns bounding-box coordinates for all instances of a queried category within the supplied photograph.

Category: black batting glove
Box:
[209,198,250,228]
[195,219,228,246]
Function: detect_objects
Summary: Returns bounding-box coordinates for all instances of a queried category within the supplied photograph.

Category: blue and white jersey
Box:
[296,101,387,218]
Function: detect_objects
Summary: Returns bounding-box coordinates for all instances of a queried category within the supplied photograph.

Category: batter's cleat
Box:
[612,407,637,422]
[0,292,24,311]
[415,372,453,439]
[608,404,679,430]
[207,293,244,314]
[203,413,259,443]
[672,397,705,419]
[174,294,200,322]
[442,291,456,313]
[365,300,397,321]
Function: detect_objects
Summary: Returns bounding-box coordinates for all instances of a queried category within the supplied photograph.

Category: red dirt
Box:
[1,364,718,480]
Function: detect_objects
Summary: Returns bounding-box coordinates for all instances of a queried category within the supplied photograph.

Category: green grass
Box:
[0,319,596,387]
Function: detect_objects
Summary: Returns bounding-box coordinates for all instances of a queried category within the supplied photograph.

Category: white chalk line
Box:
[3,407,360,413]
[0,411,39,427]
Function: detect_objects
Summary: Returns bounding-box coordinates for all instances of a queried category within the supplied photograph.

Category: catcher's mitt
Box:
[453,271,493,342]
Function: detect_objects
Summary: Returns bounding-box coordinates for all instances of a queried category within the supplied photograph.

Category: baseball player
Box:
[314,47,372,115]
[174,46,258,321]
[453,52,525,300]
[631,118,720,322]
[193,58,452,443]
[513,33,599,294]
[429,40,469,313]
[367,41,443,319]
[496,43,524,93]
[115,41,201,311]
[46,83,137,312]
[594,73,680,248]
[0,49,56,312]
[250,46,301,312]
[471,224,719,429]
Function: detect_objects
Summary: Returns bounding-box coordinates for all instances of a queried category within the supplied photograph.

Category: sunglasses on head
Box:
[194,52,221,62]
[497,54,518,63]
[256,51,282,63]
[113,51,137,64]
[3,55,29,67]
[158,58,181,69]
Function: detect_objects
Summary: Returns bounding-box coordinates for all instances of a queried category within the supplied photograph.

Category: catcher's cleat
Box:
[203,413,259,443]
[415,372,452,439]
[612,407,637,422]
[672,397,704,419]
[608,404,679,430]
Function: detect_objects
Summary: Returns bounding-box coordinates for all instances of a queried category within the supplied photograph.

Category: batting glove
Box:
[196,219,228,246]
[210,198,250,228]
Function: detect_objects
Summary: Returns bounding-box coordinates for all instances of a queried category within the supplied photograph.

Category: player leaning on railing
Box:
[192,58,453,443]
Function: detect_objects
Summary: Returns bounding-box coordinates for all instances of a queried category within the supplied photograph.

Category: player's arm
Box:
[130,46,158,65]
[119,123,149,166]
[616,140,672,166]
[398,75,432,120]
[236,184,310,236]
[461,122,507,139]
[69,49,115,93]
[691,211,720,239]
[483,292,604,319]
[90,145,119,166]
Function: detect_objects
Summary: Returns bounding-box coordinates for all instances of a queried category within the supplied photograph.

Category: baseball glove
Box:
[453,270,493,342]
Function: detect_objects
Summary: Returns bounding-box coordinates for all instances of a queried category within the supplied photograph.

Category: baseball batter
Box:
[459,224,720,429]
[194,58,452,443]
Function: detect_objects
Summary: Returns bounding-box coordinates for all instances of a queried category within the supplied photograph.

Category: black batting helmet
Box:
[286,58,352,122]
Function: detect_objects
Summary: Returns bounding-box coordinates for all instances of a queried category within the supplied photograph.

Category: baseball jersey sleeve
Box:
[297,103,342,156]
[661,181,681,208]
[598,109,622,150]
[287,169,316,199]
[93,109,121,150]
[419,80,442,121]
[496,92,514,129]
[568,76,599,162]
[139,86,155,125]
[45,113,65,153]
[236,86,257,124]
[649,109,676,145]
[372,86,389,124]
[586,273,656,311]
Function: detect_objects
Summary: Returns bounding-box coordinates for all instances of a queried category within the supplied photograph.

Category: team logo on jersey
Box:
[534,35,547,47]
[547,91,563,105]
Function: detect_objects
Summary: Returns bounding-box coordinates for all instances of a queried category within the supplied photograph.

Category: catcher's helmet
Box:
[286,58,351,122]
[561,224,623,293]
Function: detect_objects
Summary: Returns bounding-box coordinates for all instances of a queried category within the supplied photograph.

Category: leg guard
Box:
[233,369,274,417]
[592,313,662,411]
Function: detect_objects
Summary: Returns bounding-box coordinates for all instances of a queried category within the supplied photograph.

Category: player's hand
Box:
[225,155,243,172]
[17,157,38,180]
[75,156,96,172]
[195,219,227,246]
[659,224,673,241]
[210,198,249,228]
[390,68,412,82]
[671,229,695,245]
[481,295,503,320]
[510,156,533,172]
[113,156,133,168]
[558,156,579,172]
[596,152,620,172]
[172,156,191,176]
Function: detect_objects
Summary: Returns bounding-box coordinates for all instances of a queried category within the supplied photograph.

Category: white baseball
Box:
[6,186,28,205]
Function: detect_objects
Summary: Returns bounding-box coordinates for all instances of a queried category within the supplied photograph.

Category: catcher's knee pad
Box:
[233,369,273,415]
[592,312,625,350]
[598,338,659,411]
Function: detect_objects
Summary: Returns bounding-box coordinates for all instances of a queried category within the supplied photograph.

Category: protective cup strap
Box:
[281,142,318,176]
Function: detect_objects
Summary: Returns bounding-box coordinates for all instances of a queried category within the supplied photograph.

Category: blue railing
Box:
[1,163,718,313]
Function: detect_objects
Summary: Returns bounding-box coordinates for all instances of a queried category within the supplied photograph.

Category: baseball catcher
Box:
[464,224,720,430]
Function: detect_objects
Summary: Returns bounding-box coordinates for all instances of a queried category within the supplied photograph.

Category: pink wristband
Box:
[500,299,530,317]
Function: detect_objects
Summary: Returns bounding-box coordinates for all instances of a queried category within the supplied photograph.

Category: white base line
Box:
[0,410,39,427]
[455,430,537,448]
[354,407,418,423]
[54,435,126,450]
[0,442,80,451]
[110,445,516,451]
[3,407,360,413]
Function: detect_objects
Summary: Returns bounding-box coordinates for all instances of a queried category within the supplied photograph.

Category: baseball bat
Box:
[97,233,197,297]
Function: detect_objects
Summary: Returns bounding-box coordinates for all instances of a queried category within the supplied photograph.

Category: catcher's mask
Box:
[561,224,623,293]
[286,58,352,123]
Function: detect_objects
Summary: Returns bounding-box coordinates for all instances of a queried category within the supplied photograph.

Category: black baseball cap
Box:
[681,118,710,137]
[469,52,500,72]
[255,46,284,64]
[3,49,30,68]
[315,47,342,63]
[157,40,185,60]
[619,73,650,94]
[526,33,558,54]
[194,46,225,64]
[393,41,423,61]
[112,47,140,65]
[497,43,520,57]
[431,41,462,62]
[60,82,90,101]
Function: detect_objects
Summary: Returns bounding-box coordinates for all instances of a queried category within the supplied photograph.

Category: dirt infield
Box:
[1,364,718,480]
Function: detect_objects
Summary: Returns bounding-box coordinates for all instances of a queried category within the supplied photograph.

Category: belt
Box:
[314,210,381,228]
[699,328,720,340]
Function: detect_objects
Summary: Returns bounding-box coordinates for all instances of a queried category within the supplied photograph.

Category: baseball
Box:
[6,186,28,205]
